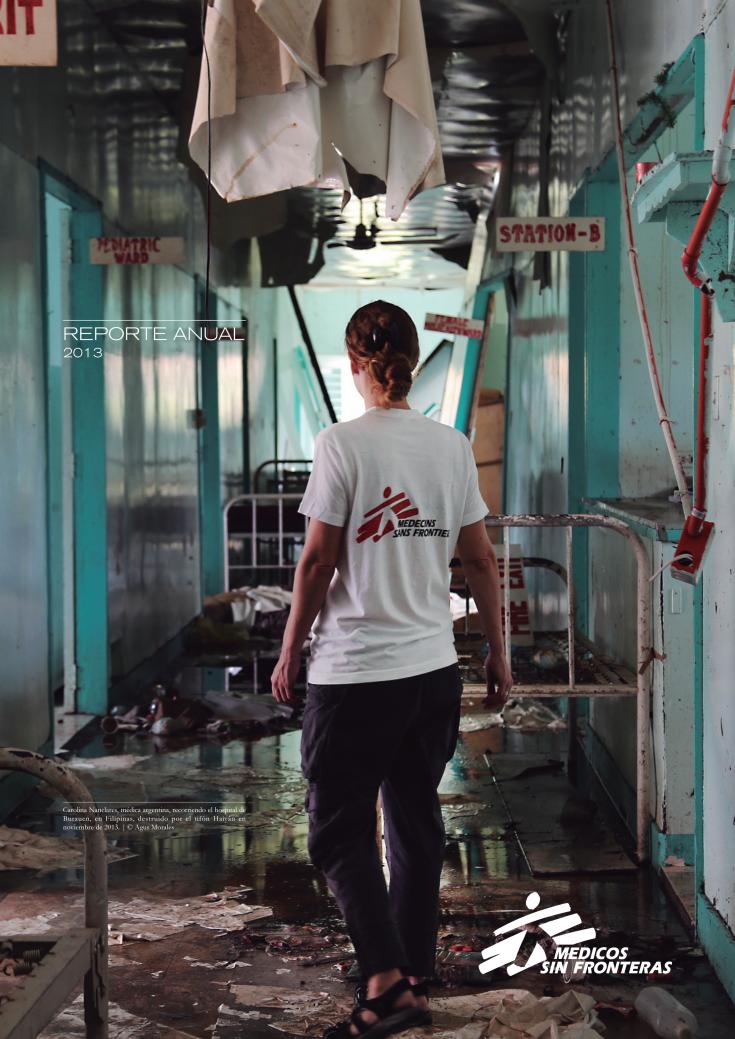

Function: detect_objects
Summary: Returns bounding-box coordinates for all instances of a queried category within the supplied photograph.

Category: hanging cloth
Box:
[189,0,444,219]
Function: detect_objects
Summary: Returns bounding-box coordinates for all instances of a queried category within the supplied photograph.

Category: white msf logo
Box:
[479,892,597,976]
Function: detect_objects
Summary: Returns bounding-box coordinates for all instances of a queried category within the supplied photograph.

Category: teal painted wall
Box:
[105,266,202,680]
[43,193,71,696]
[0,143,51,755]
[217,293,247,505]
[0,0,247,732]
[481,289,509,394]
[488,4,735,995]
[246,247,282,482]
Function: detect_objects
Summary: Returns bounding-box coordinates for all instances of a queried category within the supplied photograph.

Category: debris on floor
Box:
[38,995,199,1039]
[0,939,38,1005]
[0,825,132,872]
[502,700,566,731]
[107,888,273,942]
[429,989,604,1038]
[430,989,532,1020]
[226,983,353,1037]
[459,712,504,733]
[254,922,354,964]
[204,585,292,627]
[95,684,297,743]
[65,753,151,772]
[202,690,295,724]
[458,699,564,733]
[212,1003,273,1036]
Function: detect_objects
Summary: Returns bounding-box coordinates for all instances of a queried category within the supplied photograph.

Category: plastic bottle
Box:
[634,987,698,1039]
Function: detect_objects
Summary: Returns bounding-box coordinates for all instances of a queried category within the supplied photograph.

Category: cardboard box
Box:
[473,391,504,467]
[478,460,502,515]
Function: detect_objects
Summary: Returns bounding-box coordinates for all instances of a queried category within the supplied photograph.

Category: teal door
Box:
[42,169,107,716]
[43,192,75,706]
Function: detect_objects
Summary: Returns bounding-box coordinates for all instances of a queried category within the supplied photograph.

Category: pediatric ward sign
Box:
[0,0,57,66]
[496,217,605,252]
[424,313,485,338]
[89,237,186,266]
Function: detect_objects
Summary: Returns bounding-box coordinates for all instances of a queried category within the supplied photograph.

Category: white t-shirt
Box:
[298,407,488,684]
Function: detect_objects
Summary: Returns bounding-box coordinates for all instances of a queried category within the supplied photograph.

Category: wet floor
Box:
[1,670,734,1038]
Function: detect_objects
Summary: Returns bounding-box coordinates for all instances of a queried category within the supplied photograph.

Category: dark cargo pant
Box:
[300,663,462,978]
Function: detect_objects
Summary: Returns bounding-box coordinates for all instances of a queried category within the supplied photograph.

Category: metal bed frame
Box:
[0,750,108,1039]
[223,497,653,861]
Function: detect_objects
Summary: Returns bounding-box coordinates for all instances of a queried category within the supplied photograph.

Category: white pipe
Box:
[713,69,735,184]
[605,0,692,518]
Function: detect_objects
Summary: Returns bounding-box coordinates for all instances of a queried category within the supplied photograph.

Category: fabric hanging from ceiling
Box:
[189,0,444,219]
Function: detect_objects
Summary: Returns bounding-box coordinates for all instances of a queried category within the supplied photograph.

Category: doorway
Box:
[43,192,76,712]
[41,167,107,719]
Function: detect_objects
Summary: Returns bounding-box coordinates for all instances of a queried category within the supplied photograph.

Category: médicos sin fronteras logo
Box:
[479,892,673,979]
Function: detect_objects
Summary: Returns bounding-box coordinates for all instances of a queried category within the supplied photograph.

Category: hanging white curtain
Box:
[189,0,444,219]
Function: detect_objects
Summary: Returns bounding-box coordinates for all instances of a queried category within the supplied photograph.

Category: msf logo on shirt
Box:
[479,892,596,977]
[356,486,419,543]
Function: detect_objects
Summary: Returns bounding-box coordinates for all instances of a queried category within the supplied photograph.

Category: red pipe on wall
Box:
[680,68,735,538]
[681,183,725,291]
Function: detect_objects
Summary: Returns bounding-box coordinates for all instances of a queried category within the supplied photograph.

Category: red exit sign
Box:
[0,0,57,66]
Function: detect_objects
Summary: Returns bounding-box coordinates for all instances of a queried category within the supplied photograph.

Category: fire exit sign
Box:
[0,0,57,66]
[496,216,605,252]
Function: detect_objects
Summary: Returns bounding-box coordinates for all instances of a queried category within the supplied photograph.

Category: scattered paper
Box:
[229,984,351,1036]
[67,754,151,772]
[0,827,131,873]
[428,990,604,1039]
[503,700,566,731]
[38,996,198,1039]
[459,713,504,733]
[107,889,272,942]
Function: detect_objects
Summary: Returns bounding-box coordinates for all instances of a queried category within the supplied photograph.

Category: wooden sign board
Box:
[424,313,485,339]
[89,236,186,266]
[496,217,605,252]
[0,0,57,66]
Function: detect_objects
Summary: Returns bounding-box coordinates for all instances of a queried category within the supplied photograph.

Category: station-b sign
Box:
[496,217,605,252]
[0,0,57,66]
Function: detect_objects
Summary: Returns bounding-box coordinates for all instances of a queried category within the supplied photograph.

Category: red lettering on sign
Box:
[511,224,524,243]
[509,600,532,635]
[0,0,17,35]
[565,222,576,242]
[589,222,600,242]
[1,0,44,35]
[499,224,511,244]
[20,0,42,33]
[553,224,565,242]
[508,559,525,590]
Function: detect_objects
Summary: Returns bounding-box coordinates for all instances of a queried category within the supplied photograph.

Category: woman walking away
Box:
[272,300,512,1039]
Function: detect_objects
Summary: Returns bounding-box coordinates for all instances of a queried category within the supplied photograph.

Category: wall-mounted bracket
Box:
[632,151,735,321]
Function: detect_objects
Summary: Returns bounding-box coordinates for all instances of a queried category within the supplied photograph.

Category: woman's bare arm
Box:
[271,519,344,702]
[456,519,513,709]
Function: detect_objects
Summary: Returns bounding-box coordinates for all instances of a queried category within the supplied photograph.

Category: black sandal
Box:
[408,981,432,1025]
[355,979,432,1021]
[327,978,429,1039]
